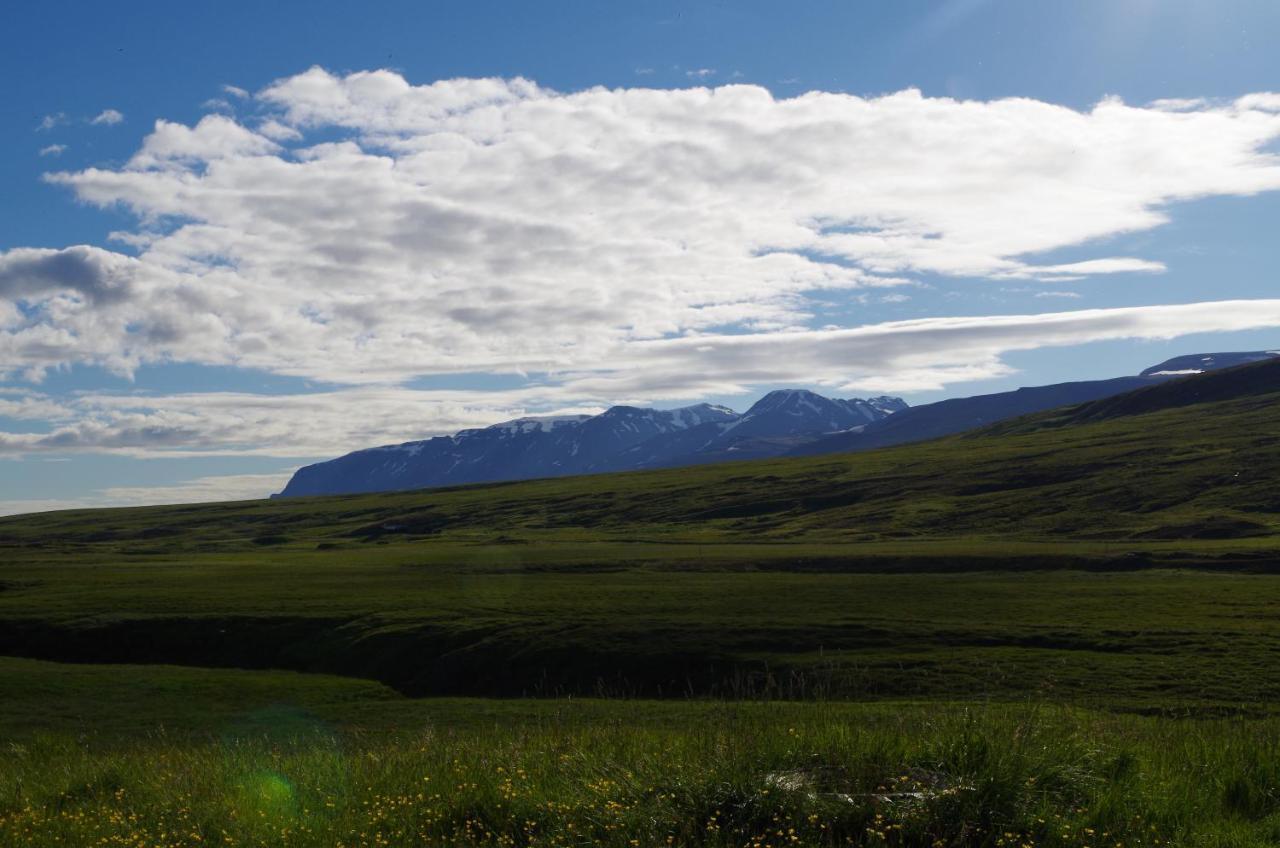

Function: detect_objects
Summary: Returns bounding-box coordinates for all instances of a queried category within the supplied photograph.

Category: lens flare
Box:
[235,770,296,819]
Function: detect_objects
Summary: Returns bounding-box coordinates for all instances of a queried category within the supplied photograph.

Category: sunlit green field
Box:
[6,657,1280,848]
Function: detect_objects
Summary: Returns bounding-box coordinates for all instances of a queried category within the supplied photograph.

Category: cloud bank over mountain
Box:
[2,70,1280,484]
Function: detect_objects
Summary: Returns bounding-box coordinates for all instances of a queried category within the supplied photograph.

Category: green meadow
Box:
[6,659,1280,847]
[2,363,1280,846]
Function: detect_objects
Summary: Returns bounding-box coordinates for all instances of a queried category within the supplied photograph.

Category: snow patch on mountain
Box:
[488,415,593,435]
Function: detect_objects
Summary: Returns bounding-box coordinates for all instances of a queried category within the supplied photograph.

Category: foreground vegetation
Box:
[6,657,1280,848]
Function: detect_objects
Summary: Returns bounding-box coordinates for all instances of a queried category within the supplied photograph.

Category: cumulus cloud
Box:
[2,69,1270,390]
[122,114,279,169]
[0,245,145,303]
[90,108,124,126]
[1237,93,1280,112]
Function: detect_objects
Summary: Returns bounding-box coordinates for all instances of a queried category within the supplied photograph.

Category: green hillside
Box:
[6,360,1279,550]
[1,361,1277,702]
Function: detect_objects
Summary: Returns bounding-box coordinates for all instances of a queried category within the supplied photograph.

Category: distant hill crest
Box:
[277,350,1278,498]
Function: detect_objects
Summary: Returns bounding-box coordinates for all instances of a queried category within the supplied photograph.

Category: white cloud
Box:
[1,298,1278,461]
[36,113,66,131]
[38,144,66,157]
[222,84,250,99]
[685,68,717,79]
[1237,93,1280,112]
[561,298,1280,395]
[995,257,1167,279]
[122,114,278,169]
[0,388,74,420]
[0,245,146,303]
[0,70,1276,398]
[90,108,124,126]
[0,378,612,458]
[1149,97,1208,112]
[256,118,302,140]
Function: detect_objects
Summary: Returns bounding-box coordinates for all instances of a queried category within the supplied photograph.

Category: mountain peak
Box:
[746,389,826,416]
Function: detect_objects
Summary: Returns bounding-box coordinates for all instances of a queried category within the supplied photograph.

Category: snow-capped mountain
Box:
[722,390,907,440]
[617,391,910,468]
[277,350,1279,499]
[276,394,900,497]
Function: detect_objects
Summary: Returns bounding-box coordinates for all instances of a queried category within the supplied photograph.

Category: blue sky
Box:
[2,0,1279,513]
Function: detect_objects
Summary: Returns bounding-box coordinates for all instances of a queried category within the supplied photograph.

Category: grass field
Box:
[8,657,1280,848]
[2,365,1279,702]
[2,363,1280,845]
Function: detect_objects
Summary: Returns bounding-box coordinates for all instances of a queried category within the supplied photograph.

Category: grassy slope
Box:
[0,362,1277,701]
[3,360,1278,549]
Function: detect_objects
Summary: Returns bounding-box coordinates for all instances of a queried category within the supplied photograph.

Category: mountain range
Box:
[278,392,905,496]
[276,350,1278,498]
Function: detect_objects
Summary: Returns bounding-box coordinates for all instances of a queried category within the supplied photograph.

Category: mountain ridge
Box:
[277,392,902,497]
[790,350,1280,458]
[277,350,1278,498]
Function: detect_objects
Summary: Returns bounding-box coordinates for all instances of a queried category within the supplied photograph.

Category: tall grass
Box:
[4,702,1280,847]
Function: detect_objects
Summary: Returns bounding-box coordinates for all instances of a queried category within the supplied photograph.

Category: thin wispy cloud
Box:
[0,470,299,516]
[36,113,66,131]
[38,144,67,157]
[89,108,124,126]
[1,298,1278,460]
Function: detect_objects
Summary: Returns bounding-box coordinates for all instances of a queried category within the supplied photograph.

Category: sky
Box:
[2,0,1280,515]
